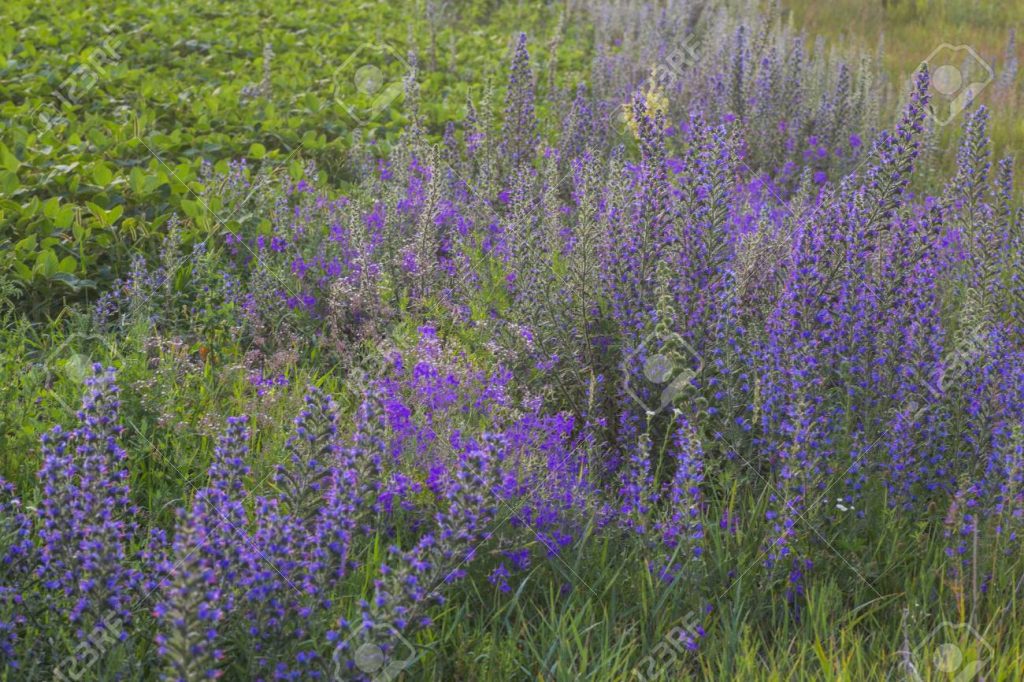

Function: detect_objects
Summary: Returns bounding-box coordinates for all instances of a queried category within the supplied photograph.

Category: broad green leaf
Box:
[0,142,19,172]
[0,171,19,195]
[35,249,59,277]
[50,272,95,290]
[107,205,124,224]
[14,235,36,253]
[181,199,200,218]
[92,163,113,186]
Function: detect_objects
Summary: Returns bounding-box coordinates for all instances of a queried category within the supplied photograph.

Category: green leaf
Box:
[12,261,33,282]
[130,167,147,194]
[0,171,19,195]
[86,201,110,226]
[181,199,200,218]
[55,205,75,229]
[14,235,37,253]
[35,249,59,277]
[107,205,124,224]
[0,142,19,172]
[249,142,267,159]
[50,272,95,290]
[92,163,113,186]
[42,197,60,219]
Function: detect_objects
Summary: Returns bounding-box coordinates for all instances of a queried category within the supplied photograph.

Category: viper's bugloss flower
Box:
[37,365,140,637]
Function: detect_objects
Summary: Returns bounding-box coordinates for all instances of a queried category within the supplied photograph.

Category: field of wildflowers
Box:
[2,0,1024,680]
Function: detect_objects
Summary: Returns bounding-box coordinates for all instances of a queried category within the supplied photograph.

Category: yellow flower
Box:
[621,67,671,138]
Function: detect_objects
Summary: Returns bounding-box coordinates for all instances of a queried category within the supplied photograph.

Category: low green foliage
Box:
[3,1,1024,680]
[0,0,587,314]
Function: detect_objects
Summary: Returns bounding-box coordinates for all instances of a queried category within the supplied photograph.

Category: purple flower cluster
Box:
[14,6,1024,677]
[37,365,140,639]
[0,479,32,669]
